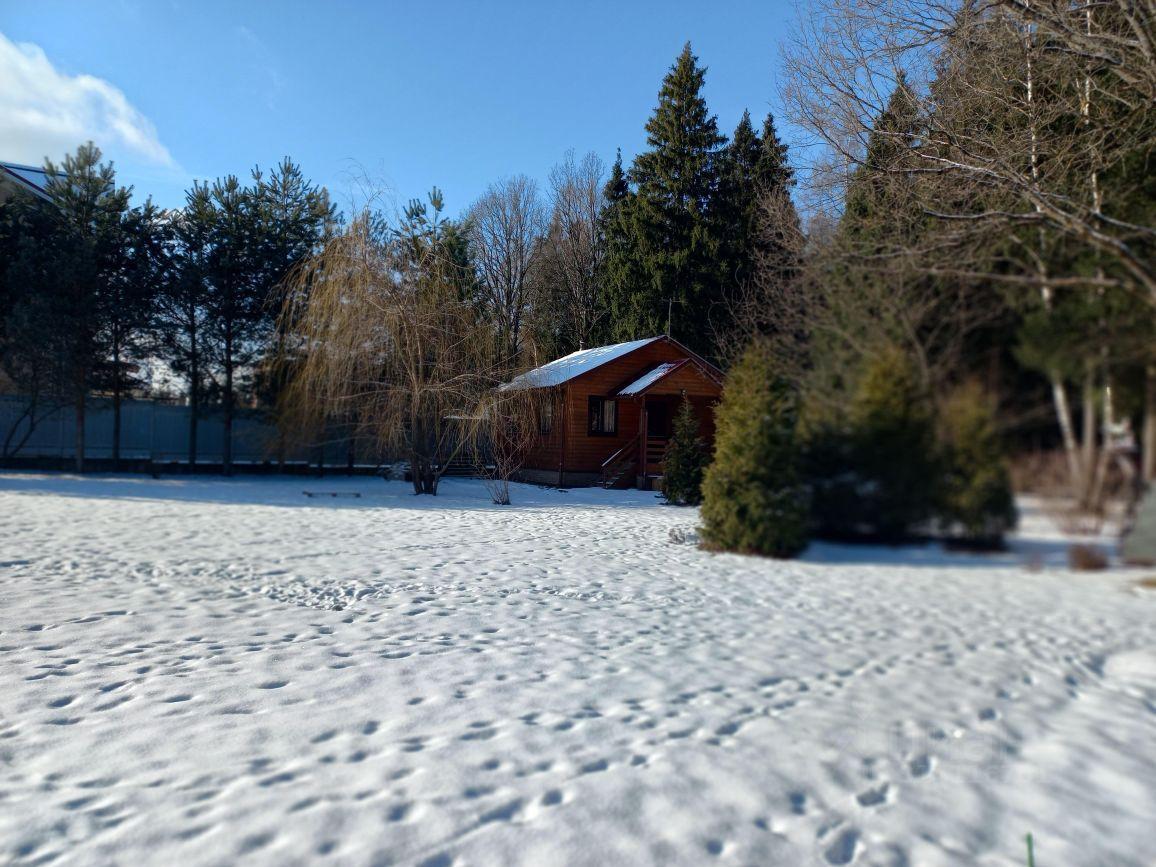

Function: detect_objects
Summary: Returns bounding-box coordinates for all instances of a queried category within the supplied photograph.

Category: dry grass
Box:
[1068,544,1110,571]
[1009,451,1136,536]
[1134,576,1156,591]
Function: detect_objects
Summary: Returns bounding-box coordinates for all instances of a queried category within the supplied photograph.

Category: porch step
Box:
[600,464,636,489]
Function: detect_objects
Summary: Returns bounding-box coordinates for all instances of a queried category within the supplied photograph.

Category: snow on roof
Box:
[501,337,661,390]
[0,161,51,200]
[617,361,686,396]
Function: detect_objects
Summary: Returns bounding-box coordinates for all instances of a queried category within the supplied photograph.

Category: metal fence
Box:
[0,394,374,468]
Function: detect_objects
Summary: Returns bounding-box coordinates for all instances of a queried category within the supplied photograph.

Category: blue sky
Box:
[1,0,802,216]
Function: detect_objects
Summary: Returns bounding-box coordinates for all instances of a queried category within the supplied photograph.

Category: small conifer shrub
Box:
[848,345,939,540]
[700,340,808,557]
[662,396,708,506]
[937,381,1017,546]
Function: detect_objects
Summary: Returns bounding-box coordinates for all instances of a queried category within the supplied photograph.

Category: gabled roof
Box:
[618,361,687,396]
[617,356,723,397]
[501,337,661,390]
[0,161,51,201]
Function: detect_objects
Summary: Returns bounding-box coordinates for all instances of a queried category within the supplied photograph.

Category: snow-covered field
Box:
[1,473,1154,867]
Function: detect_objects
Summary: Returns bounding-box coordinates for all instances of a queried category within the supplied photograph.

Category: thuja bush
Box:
[937,380,1017,546]
[700,340,809,557]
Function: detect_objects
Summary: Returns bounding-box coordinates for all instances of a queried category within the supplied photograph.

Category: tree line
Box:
[0,42,794,482]
[3,11,1152,532]
[0,144,334,471]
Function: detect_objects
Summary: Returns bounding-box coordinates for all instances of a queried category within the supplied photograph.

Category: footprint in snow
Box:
[579,758,609,774]
[823,828,860,865]
[855,782,890,808]
[908,754,933,778]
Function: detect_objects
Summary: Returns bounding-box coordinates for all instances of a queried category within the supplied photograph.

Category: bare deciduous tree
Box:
[535,151,608,354]
[782,0,1156,499]
[783,0,1155,299]
[467,176,546,364]
[469,383,546,505]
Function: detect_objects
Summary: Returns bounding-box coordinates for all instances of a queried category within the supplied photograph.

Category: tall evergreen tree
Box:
[603,43,727,357]
[155,186,215,466]
[714,110,799,351]
[40,143,136,471]
[714,110,762,335]
[192,160,332,473]
[99,200,165,464]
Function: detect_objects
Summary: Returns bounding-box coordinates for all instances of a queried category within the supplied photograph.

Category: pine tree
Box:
[195,160,332,474]
[841,76,923,253]
[700,340,809,556]
[603,43,727,357]
[600,149,646,350]
[661,396,708,505]
[40,143,136,472]
[755,114,794,193]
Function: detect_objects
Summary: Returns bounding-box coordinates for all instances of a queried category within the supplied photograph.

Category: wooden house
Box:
[502,336,724,488]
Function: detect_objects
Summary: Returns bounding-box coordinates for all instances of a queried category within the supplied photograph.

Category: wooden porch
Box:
[599,394,712,489]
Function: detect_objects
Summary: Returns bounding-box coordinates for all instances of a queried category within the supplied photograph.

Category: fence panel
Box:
[0,394,383,469]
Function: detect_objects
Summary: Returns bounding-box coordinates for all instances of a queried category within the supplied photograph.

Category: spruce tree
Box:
[754,113,794,193]
[700,340,808,556]
[661,396,708,505]
[714,111,799,349]
[603,43,726,357]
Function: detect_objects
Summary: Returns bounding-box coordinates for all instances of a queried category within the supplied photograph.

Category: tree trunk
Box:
[188,336,198,469]
[112,366,122,468]
[1088,381,1113,512]
[223,320,233,476]
[1144,362,1156,484]
[74,373,86,474]
[1080,365,1097,503]
[1050,375,1081,491]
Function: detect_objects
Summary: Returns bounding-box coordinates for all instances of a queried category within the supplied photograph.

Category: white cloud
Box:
[0,31,175,168]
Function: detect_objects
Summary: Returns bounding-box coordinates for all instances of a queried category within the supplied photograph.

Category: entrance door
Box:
[646,400,672,438]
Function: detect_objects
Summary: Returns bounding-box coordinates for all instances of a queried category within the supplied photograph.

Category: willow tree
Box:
[280,191,505,495]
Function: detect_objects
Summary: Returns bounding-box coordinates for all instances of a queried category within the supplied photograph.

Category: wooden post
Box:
[639,399,649,490]
[557,386,568,487]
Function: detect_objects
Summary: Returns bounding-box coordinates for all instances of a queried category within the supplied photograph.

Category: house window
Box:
[539,398,553,435]
[588,397,617,435]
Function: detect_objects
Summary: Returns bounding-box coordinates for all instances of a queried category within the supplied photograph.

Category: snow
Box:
[1,473,1154,866]
[501,337,660,390]
[617,362,684,397]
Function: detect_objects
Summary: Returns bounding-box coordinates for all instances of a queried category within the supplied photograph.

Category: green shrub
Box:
[662,396,708,505]
[937,381,1017,545]
[799,404,863,539]
[700,340,809,557]
[845,345,939,540]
